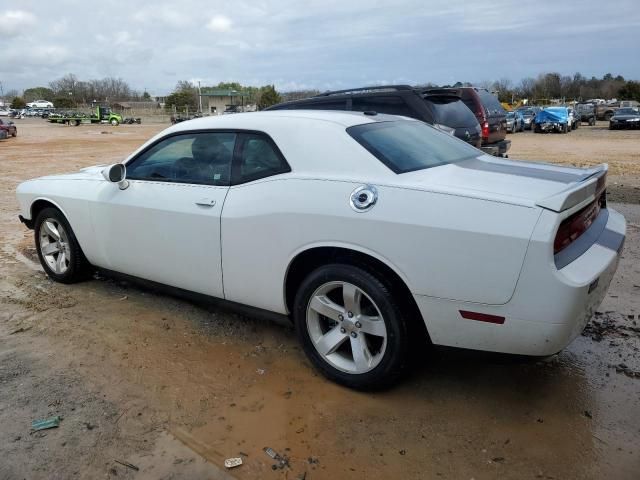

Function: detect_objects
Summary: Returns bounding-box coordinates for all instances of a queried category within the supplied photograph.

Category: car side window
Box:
[351,96,416,118]
[126,132,236,186]
[233,133,291,185]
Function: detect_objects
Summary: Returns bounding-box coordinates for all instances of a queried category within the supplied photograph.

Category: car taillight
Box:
[554,200,601,254]
[481,121,489,139]
[554,172,607,255]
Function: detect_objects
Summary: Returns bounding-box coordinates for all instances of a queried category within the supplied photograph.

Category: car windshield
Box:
[506,112,515,118]
[347,120,479,174]
[616,108,639,115]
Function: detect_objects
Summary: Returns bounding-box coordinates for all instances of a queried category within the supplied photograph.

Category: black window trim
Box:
[123,128,291,187]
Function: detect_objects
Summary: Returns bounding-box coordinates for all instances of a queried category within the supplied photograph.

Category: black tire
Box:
[34,207,92,283]
[12,130,17,137]
[293,264,411,390]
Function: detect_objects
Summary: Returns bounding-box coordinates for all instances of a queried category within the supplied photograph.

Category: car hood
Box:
[612,115,640,120]
[392,155,603,208]
[34,165,107,181]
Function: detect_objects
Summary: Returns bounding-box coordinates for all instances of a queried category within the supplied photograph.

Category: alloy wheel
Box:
[306,281,388,374]
[39,218,71,274]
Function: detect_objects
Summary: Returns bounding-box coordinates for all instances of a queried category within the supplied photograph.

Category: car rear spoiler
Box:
[536,164,608,212]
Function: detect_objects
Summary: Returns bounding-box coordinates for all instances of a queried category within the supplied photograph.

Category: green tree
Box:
[164,90,197,112]
[53,97,75,109]
[23,87,54,102]
[142,91,151,100]
[11,97,27,109]
[618,81,640,101]
[257,85,282,110]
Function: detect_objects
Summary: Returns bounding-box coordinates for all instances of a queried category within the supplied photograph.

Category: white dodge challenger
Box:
[17,111,626,389]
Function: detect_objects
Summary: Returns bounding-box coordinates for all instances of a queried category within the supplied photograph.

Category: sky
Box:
[1,0,639,95]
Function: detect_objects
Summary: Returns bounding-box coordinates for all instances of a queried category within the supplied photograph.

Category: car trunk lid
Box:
[394,156,607,211]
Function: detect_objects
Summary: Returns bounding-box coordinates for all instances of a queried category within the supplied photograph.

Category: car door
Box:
[221,132,292,312]
[90,131,236,298]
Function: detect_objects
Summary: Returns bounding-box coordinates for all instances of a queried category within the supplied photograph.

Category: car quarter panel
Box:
[416,207,625,355]
[220,177,541,314]
[16,178,100,263]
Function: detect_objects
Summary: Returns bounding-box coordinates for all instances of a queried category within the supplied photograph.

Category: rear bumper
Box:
[480,139,511,157]
[414,208,626,356]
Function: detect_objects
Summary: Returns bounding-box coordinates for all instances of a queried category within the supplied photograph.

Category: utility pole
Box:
[198,81,203,114]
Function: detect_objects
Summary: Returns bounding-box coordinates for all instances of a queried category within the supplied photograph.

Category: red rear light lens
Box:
[554,200,600,254]
[481,121,489,139]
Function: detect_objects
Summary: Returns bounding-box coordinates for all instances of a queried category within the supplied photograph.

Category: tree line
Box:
[164,81,281,111]
[6,73,150,109]
[5,71,639,111]
[454,72,640,104]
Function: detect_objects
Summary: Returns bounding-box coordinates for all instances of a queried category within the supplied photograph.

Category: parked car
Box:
[26,99,54,108]
[427,87,510,156]
[516,107,540,130]
[420,91,482,148]
[576,103,596,126]
[506,111,524,133]
[609,107,640,129]
[534,107,571,133]
[0,118,17,137]
[595,103,618,121]
[0,108,10,117]
[267,85,482,149]
[16,111,625,389]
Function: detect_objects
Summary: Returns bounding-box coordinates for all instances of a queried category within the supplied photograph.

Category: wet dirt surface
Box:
[1,119,639,479]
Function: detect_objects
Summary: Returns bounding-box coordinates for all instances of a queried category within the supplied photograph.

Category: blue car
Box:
[533,107,571,133]
[506,111,525,133]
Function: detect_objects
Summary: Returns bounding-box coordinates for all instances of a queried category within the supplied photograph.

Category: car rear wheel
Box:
[110,118,119,126]
[293,264,410,390]
[34,207,92,283]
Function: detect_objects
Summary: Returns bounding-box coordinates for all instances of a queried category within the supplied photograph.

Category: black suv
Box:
[576,103,596,126]
[424,87,510,156]
[266,85,483,150]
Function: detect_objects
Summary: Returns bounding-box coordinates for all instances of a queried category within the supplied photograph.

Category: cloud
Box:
[206,15,232,33]
[0,10,36,36]
[0,44,70,71]
[132,7,191,27]
[0,0,639,94]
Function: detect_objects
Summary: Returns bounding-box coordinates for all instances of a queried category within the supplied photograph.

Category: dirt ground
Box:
[1,119,639,480]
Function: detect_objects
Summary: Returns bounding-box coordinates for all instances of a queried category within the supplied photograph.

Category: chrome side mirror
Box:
[102,164,129,190]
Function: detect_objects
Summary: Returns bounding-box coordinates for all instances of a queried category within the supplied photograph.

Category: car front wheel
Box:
[293,264,410,390]
[34,207,92,283]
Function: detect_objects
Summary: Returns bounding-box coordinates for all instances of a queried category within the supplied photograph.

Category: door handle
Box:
[195,198,216,207]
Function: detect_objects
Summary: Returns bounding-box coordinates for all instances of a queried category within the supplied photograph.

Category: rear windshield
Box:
[477,90,504,112]
[347,120,479,174]
[426,97,477,128]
